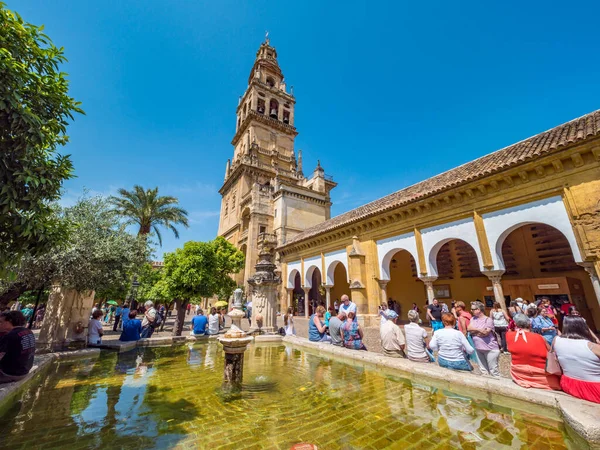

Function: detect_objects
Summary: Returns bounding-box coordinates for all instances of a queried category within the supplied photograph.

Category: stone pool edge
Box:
[0,348,101,416]
[283,335,600,447]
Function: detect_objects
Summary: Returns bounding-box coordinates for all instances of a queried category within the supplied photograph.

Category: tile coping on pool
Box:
[282,335,600,447]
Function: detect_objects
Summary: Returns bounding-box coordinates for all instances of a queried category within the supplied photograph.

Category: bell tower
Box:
[218,36,336,293]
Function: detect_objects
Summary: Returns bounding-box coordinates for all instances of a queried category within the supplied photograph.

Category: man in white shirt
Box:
[141,301,157,339]
[404,310,431,363]
[380,310,405,358]
[338,295,357,321]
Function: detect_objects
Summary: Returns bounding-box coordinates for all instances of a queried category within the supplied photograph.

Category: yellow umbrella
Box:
[214,300,228,308]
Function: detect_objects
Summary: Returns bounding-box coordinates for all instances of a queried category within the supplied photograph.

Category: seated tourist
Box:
[191,309,208,336]
[328,311,346,346]
[207,307,220,335]
[88,310,104,345]
[468,301,500,377]
[309,306,331,342]
[554,316,600,404]
[380,310,405,358]
[506,313,560,390]
[342,311,366,350]
[404,310,431,363]
[0,311,36,384]
[119,311,142,342]
[532,306,560,346]
[429,313,474,371]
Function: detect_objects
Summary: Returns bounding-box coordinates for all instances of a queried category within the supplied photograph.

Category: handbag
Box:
[545,339,562,376]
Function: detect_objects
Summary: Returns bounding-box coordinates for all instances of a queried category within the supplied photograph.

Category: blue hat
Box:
[386,310,398,320]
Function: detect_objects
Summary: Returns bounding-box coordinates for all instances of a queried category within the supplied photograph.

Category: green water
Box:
[0,343,577,449]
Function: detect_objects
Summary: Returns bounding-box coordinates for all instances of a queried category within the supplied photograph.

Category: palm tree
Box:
[109,185,189,246]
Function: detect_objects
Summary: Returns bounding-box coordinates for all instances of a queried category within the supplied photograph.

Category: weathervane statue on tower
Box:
[265,30,270,44]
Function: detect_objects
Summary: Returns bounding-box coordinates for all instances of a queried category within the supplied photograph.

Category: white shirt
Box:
[380,321,405,352]
[379,309,388,326]
[429,327,474,361]
[555,337,600,382]
[88,319,103,344]
[404,322,428,360]
[208,314,220,335]
[339,301,357,319]
[142,307,157,327]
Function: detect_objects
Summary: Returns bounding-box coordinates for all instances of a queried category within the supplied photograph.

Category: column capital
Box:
[375,278,389,288]
[482,269,505,282]
[418,276,438,285]
[322,284,333,290]
[302,286,311,292]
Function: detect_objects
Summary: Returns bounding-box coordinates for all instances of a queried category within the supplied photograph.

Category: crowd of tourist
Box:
[302,293,600,404]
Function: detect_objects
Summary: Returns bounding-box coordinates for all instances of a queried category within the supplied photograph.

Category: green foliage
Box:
[160,238,245,302]
[1,196,147,296]
[136,262,163,302]
[108,185,189,246]
[0,4,84,268]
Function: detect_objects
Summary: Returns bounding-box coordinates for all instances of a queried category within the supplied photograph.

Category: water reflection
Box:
[0,344,574,450]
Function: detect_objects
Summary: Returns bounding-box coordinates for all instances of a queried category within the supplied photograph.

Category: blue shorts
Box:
[431,320,444,332]
[437,355,473,371]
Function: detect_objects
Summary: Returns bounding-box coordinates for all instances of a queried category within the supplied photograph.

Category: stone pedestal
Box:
[37,284,95,352]
[227,287,246,329]
[218,334,253,393]
[248,234,281,332]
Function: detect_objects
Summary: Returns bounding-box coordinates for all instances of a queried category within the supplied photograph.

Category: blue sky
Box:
[12,1,600,259]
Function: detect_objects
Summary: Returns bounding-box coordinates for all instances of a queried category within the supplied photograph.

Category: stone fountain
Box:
[217,324,253,393]
[227,287,245,329]
[247,233,281,333]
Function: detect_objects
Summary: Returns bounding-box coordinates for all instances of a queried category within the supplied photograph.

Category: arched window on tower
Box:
[283,110,290,124]
[257,98,265,115]
[269,99,279,120]
[242,103,247,119]
[266,76,275,87]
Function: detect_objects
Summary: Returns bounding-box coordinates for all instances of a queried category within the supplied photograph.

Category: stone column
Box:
[302,287,311,318]
[323,285,333,310]
[376,279,389,305]
[286,288,294,313]
[580,262,600,308]
[37,283,95,352]
[482,270,507,313]
[218,336,253,394]
[419,276,438,304]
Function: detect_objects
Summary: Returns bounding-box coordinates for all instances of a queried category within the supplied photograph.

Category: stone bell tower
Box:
[217,35,337,295]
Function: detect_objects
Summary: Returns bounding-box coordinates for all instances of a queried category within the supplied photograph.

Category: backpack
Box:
[152,311,163,328]
[278,327,286,336]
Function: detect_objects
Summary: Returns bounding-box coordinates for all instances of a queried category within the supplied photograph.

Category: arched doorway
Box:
[329,262,350,309]
[386,250,424,320]
[500,223,597,328]
[307,267,322,316]
[428,239,489,308]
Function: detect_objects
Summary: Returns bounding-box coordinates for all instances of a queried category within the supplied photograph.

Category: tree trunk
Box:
[0,283,28,308]
[160,300,173,331]
[28,287,45,329]
[172,299,188,336]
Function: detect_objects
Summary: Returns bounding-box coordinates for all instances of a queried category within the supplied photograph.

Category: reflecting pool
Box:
[0,343,578,449]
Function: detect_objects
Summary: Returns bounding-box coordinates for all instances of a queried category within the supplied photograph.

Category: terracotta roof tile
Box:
[281,109,600,248]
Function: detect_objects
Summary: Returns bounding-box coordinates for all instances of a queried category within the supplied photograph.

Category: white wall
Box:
[376,232,420,281]
[287,260,302,288]
[324,249,349,285]
[303,255,322,288]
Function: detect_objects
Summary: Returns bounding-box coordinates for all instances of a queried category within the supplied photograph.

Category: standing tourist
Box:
[379,302,389,327]
[88,310,104,345]
[33,304,46,329]
[508,300,523,318]
[91,303,100,315]
[186,303,191,316]
[429,313,474,371]
[490,302,510,353]
[119,311,142,342]
[0,311,36,384]
[120,304,130,330]
[342,312,366,350]
[284,307,295,336]
[21,304,34,323]
[380,310,405,358]
[540,297,559,326]
[328,311,346,346]
[411,303,421,322]
[246,299,253,327]
[339,295,357,321]
[426,298,443,332]
[309,306,331,342]
[334,300,339,314]
[506,314,560,390]
[190,309,208,336]
[113,304,123,332]
[325,306,334,327]
[468,301,500,377]
[404,310,430,363]
[141,301,157,339]
[207,307,220,335]
[554,316,600,404]
[532,307,560,346]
